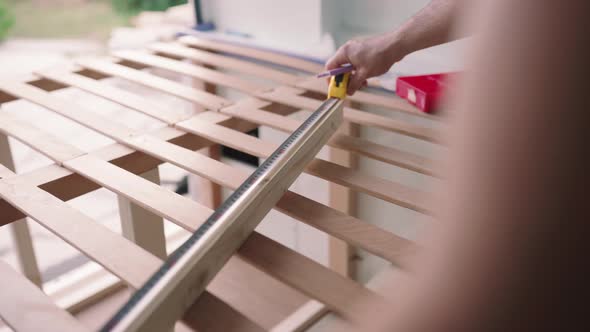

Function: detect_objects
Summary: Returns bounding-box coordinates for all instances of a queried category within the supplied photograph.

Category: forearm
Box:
[384,0,466,62]
[325,0,468,94]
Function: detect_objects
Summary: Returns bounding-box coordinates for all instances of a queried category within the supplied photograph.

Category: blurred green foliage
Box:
[111,0,188,14]
[0,1,15,40]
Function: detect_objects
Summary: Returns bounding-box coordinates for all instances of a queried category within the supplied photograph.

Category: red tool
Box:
[396,72,458,113]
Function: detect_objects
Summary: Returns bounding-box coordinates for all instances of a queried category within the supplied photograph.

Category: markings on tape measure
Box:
[101,97,341,331]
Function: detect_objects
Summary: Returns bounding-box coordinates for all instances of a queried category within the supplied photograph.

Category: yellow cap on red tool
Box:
[327,72,350,99]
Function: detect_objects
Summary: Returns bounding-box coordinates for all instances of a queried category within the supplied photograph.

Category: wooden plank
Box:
[0,261,89,332]
[36,68,193,125]
[0,133,43,287]
[208,255,308,330]
[0,81,135,142]
[220,98,299,131]
[75,58,231,110]
[110,97,343,332]
[177,116,274,157]
[306,158,428,213]
[221,99,436,175]
[182,292,264,332]
[165,111,416,259]
[296,78,427,117]
[328,119,358,278]
[178,117,429,212]
[117,168,167,259]
[0,113,252,227]
[63,154,212,232]
[0,177,162,288]
[240,232,390,322]
[125,134,243,188]
[258,87,441,142]
[277,190,415,267]
[0,162,12,179]
[328,134,436,176]
[179,36,324,73]
[150,42,298,85]
[0,112,84,164]
[121,137,388,324]
[130,127,412,257]
[189,60,222,209]
[188,146,223,209]
[124,131,414,266]
[270,300,328,332]
[234,99,358,276]
[0,175,292,329]
[8,220,43,287]
[112,50,269,94]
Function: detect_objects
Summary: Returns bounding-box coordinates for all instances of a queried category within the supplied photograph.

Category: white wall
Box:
[321,0,431,45]
[201,0,323,52]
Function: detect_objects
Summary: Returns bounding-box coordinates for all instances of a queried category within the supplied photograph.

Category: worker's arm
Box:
[360,0,589,330]
[326,0,466,95]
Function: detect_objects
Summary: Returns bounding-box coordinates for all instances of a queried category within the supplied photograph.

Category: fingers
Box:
[325,46,350,84]
[347,70,367,95]
[325,44,350,70]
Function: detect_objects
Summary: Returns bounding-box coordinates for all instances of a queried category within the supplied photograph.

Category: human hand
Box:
[325,33,404,95]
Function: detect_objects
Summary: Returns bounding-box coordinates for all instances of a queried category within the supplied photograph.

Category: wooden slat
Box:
[75,58,231,110]
[177,117,429,212]
[150,42,298,85]
[277,191,415,267]
[0,175,295,330]
[0,81,134,142]
[125,134,243,189]
[220,98,300,131]
[258,86,441,142]
[36,68,193,124]
[0,134,43,287]
[222,99,436,175]
[296,78,426,117]
[328,134,436,176]
[123,131,414,266]
[189,61,223,209]
[118,168,167,260]
[270,300,328,332]
[240,232,390,323]
[177,116,273,157]
[0,261,89,332]
[63,154,212,232]
[0,113,252,227]
[0,113,302,326]
[208,255,308,329]
[182,292,264,332]
[0,112,84,163]
[117,96,342,332]
[328,117,359,277]
[179,36,324,73]
[0,162,12,179]
[112,50,269,94]
[306,159,428,213]
[0,177,161,288]
[8,220,43,287]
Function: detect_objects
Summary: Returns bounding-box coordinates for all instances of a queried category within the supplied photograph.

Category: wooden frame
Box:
[0,35,439,331]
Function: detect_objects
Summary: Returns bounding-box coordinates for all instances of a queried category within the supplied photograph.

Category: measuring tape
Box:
[101,73,348,331]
